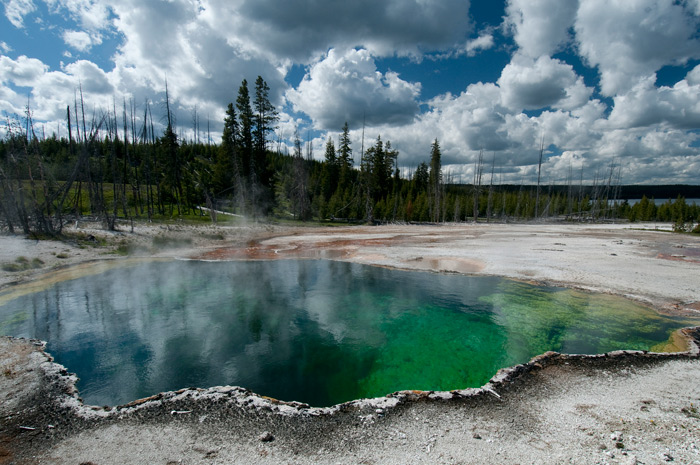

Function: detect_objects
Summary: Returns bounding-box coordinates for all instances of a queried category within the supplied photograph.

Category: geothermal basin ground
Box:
[1,221,700,464]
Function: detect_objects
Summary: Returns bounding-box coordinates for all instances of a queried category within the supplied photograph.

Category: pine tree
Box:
[338,122,353,191]
[362,135,383,202]
[413,162,429,192]
[292,129,311,220]
[321,137,338,202]
[236,79,253,182]
[160,81,182,216]
[428,139,442,222]
[213,103,238,195]
[253,75,278,186]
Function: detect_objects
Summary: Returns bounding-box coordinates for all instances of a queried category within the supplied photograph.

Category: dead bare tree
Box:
[0,98,107,236]
[535,136,544,219]
[473,149,484,222]
[486,152,496,222]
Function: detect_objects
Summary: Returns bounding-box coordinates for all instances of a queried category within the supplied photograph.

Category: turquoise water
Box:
[0,259,696,407]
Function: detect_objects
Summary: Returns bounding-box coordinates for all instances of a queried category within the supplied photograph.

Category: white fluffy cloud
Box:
[498,54,592,111]
[286,48,421,130]
[505,0,577,58]
[204,0,472,61]
[608,74,700,130]
[63,30,102,52]
[686,64,700,86]
[0,54,117,121]
[106,0,287,119]
[462,32,494,57]
[2,0,36,28]
[346,74,696,185]
[575,0,700,95]
[0,55,47,87]
[62,60,113,94]
[47,0,112,31]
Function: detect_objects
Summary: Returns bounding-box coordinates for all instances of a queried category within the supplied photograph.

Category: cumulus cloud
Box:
[342,75,683,184]
[354,85,609,184]
[462,32,495,57]
[505,0,577,58]
[432,83,512,154]
[47,0,112,31]
[62,60,113,94]
[106,0,286,117]
[356,81,528,170]
[0,55,48,87]
[0,54,118,123]
[608,74,700,130]
[498,55,592,111]
[63,29,102,52]
[0,84,22,115]
[575,0,700,96]
[208,0,473,61]
[286,48,421,130]
[3,0,36,28]
[686,64,700,86]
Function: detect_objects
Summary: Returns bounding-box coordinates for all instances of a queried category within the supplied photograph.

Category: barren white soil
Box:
[1,220,699,464]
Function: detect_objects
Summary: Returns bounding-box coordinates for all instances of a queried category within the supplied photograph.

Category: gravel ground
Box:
[1,221,699,464]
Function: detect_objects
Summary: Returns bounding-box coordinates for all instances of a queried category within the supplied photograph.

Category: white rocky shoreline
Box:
[21,325,700,417]
[2,328,700,464]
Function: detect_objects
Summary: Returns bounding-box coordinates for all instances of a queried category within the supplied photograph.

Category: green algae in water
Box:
[0,259,697,407]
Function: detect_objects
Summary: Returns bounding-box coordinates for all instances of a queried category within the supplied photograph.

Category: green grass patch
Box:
[1,263,23,272]
[60,231,106,247]
[268,217,348,227]
[12,180,233,224]
[114,243,132,256]
[151,236,193,249]
[2,256,44,272]
[682,404,699,419]
[112,241,148,256]
[200,232,225,241]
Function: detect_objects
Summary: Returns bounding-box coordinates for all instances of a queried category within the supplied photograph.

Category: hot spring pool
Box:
[0,259,696,407]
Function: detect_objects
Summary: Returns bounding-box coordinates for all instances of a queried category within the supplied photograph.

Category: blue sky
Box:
[1,0,700,184]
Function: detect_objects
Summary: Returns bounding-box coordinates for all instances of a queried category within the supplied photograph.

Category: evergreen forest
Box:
[1,76,699,236]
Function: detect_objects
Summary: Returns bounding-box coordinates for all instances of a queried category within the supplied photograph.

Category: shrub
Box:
[151,236,192,249]
[1,257,44,272]
[1,263,23,272]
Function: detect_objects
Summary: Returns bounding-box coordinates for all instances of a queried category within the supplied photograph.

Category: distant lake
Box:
[0,260,697,407]
[624,198,700,206]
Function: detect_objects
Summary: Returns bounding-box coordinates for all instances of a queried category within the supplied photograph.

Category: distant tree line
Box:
[1,75,699,235]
